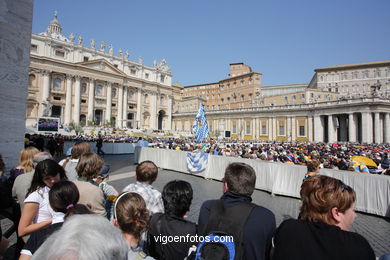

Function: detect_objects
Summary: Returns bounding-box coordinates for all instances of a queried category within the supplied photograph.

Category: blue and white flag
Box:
[192,102,210,143]
[186,152,209,173]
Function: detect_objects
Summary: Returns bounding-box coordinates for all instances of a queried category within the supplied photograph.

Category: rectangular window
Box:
[160,75,165,83]
[299,125,305,136]
[81,99,86,103]
[278,125,285,136]
[55,50,65,57]
[261,124,267,135]
[301,93,305,98]
[246,122,251,135]
[83,56,89,62]
[112,103,116,107]
[145,73,149,79]
[114,64,118,68]
[130,69,136,75]
[31,44,38,52]
[53,96,61,101]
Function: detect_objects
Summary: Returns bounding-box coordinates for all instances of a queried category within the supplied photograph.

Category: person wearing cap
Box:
[94,164,118,220]
[378,160,390,175]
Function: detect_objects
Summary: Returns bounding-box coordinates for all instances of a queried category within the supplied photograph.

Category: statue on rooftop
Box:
[69,33,75,43]
[90,38,96,49]
[78,35,83,45]
[100,40,106,52]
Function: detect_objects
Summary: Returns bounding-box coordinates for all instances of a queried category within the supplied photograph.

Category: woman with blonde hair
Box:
[113,192,155,260]
[73,152,106,216]
[59,142,90,181]
[272,175,375,260]
[1,147,39,184]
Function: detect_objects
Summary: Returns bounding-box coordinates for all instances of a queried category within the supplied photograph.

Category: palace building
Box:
[26,13,174,130]
[172,62,390,143]
[26,14,390,144]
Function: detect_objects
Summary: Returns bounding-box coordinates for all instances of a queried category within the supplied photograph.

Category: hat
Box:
[381,160,390,168]
[99,164,110,178]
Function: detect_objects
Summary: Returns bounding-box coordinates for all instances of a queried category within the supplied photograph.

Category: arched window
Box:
[112,88,116,98]
[29,74,36,88]
[81,83,87,94]
[53,77,62,91]
[144,94,149,104]
[95,84,103,96]
[128,91,133,100]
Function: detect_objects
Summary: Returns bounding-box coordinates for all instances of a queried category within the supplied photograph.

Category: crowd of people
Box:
[25,133,390,175]
[0,140,389,260]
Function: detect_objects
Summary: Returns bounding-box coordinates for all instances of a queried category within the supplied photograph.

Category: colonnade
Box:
[173,111,390,144]
[38,70,172,130]
[314,112,390,143]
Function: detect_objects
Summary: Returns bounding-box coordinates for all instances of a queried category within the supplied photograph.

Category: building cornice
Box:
[315,60,390,73]
[173,97,390,117]
[30,55,173,92]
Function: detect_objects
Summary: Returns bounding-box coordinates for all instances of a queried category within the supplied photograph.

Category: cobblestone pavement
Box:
[2,154,389,257]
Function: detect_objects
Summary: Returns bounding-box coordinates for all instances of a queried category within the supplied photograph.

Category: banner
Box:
[192,102,210,143]
[186,152,209,173]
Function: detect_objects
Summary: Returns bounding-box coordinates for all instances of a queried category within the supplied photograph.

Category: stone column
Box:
[123,86,128,126]
[255,118,259,139]
[105,82,112,124]
[384,113,390,143]
[64,74,73,125]
[327,115,336,143]
[308,116,313,142]
[116,85,123,128]
[41,70,51,103]
[348,113,356,142]
[268,117,273,140]
[272,117,277,140]
[291,117,296,141]
[0,0,34,173]
[374,112,381,143]
[73,76,81,124]
[150,92,157,129]
[314,115,323,142]
[287,117,291,141]
[251,118,255,139]
[87,78,95,124]
[361,112,373,143]
[167,96,172,130]
[136,89,142,129]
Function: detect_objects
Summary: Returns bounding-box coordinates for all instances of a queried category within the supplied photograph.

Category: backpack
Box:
[189,200,255,260]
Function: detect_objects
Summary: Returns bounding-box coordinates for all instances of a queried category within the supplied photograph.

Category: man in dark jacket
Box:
[198,162,276,260]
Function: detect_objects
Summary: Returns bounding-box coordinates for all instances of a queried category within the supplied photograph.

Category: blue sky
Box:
[32,0,390,86]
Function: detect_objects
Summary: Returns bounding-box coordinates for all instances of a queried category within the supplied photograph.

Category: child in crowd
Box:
[94,164,118,219]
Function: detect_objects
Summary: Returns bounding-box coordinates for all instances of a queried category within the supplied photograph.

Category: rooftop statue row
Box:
[37,12,171,72]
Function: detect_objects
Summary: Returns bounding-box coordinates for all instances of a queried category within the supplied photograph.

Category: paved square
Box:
[107,154,390,257]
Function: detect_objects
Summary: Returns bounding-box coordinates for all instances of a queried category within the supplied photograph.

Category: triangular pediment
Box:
[76,59,126,76]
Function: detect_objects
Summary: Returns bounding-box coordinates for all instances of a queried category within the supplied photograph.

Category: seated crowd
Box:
[1,143,389,260]
[25,133,390,174]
